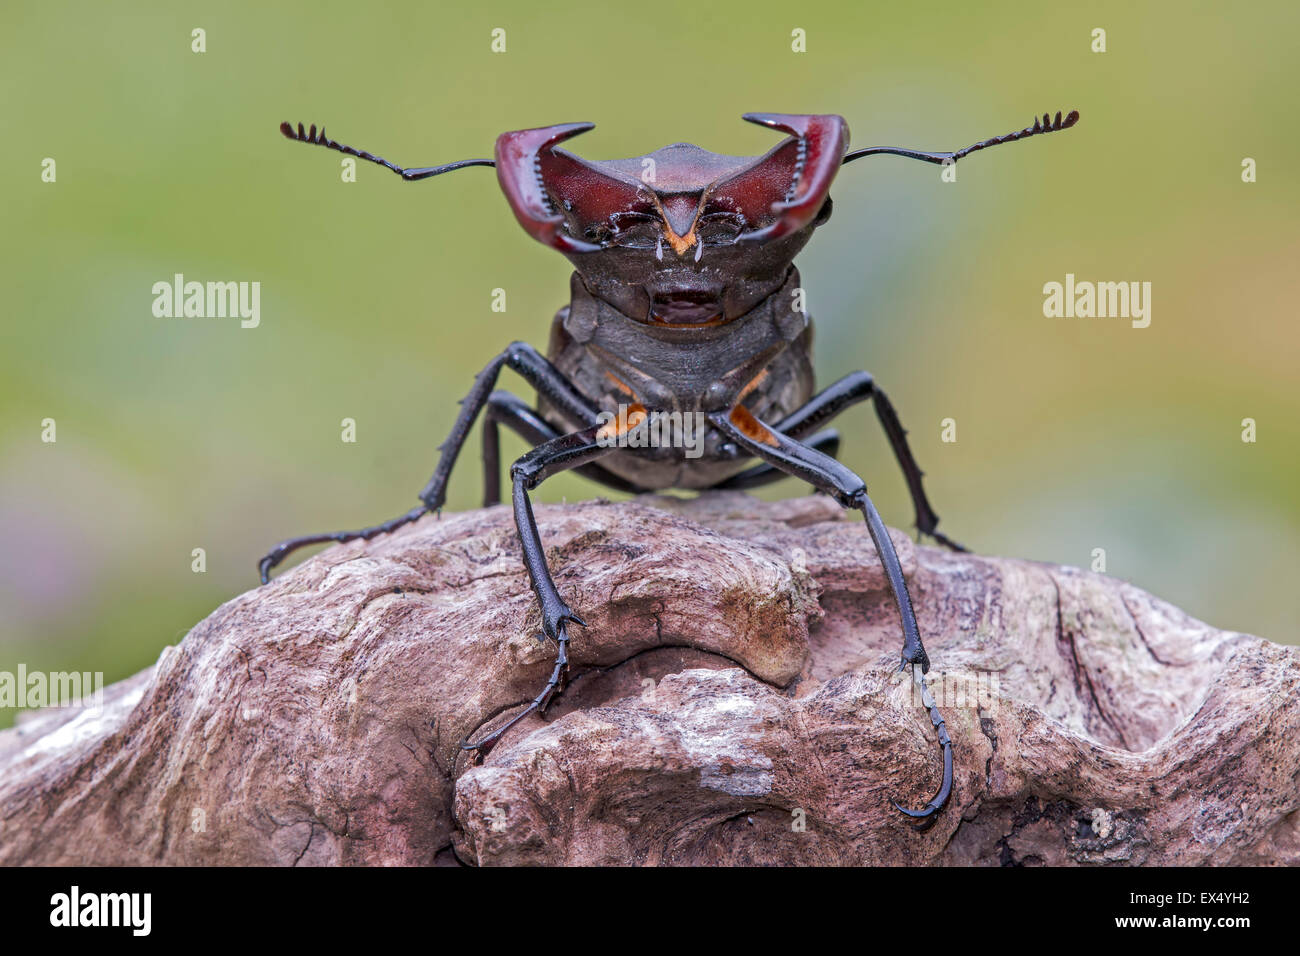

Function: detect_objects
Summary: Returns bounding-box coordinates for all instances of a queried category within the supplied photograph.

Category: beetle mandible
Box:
[263,108,1080,827]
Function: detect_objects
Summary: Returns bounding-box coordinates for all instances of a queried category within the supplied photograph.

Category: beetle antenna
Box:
[841,109,1079,167]
[279,122,495,181]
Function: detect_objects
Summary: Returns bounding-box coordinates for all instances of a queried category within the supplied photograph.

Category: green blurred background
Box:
[2,1,1296,725]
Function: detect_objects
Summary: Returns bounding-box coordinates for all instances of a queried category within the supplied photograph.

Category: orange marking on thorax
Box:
[603,371,636,399]
[736,369,769,403]
[596,402,648,442]
[729,404,779,447]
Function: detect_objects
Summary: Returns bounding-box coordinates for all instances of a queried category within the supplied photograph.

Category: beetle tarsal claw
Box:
[889,665,954,828]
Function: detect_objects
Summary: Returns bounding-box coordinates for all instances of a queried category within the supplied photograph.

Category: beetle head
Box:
[284,109,1079,326]
[495,114,849,325]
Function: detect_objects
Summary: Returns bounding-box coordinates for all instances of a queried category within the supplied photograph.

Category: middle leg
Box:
[714,371,967,552]
[257,341,601,583]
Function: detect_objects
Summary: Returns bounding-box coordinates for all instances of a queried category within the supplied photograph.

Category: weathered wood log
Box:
[1,492,1296,865]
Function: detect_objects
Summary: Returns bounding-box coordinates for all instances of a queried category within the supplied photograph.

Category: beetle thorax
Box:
[558,267,811,413]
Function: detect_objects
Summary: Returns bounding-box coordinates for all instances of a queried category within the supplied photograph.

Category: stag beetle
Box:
[263,108,1079,827]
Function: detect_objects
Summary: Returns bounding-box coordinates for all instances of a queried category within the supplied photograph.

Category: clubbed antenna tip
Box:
[1035,109,1080,132]
[280,120,325,143]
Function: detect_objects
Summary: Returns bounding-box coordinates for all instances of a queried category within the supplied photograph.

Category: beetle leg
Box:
[481,390,644,507]
[462,425,615,757]
[710,428,840,491]
[257,505,430,585]
[257,342,601,583]
[767,371,968,552]
[415,342,601,512]
[708,407,954,829]
[892,664,954,827]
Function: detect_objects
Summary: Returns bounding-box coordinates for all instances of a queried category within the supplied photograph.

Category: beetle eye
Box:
[697,212,744,245]
[607,212,660,248]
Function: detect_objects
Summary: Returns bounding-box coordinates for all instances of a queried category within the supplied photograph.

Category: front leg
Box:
[708,405,953,827]
[461,424,615,756]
